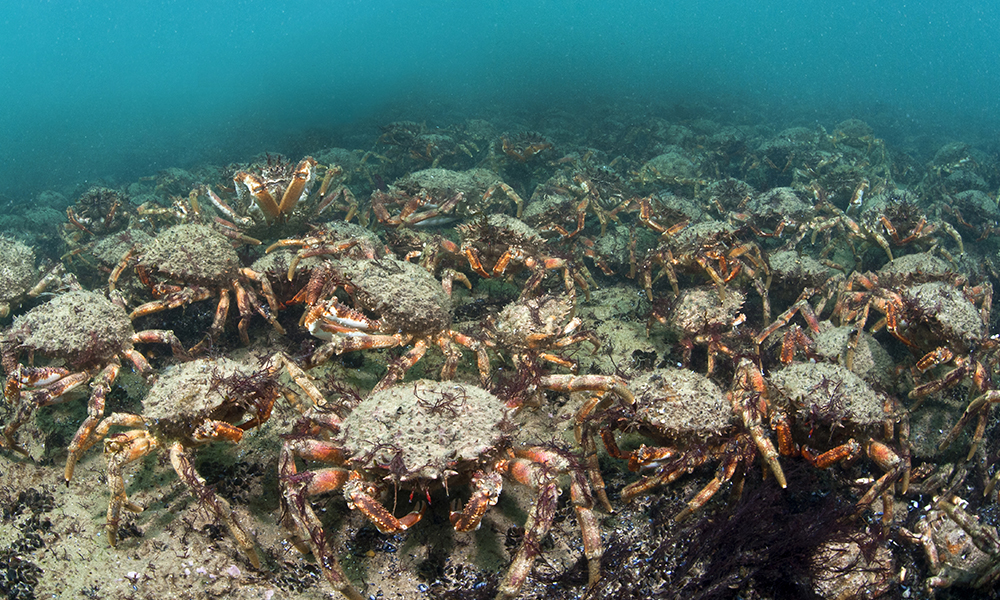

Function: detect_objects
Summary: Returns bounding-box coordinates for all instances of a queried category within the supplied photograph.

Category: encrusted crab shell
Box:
[138,224,240,284]
[0,237,37,318]
[460,213,547,250]
[489,294,575,350]
[901,281,985,351]
[141,357,254,439]
[768,362,885,427]
[629,367,732,437]
[7,290,134,368]
[336,257,452,334]
[341,379,510,482]
[668,285,746,336]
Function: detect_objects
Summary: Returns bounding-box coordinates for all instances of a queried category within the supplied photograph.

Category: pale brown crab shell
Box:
[8,290,133,366]
[138,224,240,285]
[630,367,732,438]
[342,380,510,483]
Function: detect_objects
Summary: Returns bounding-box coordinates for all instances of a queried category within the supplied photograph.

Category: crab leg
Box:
[105,428,156,547]
[309,332,411,369]
[674,437,747,521]
[2,368,91,454]
[344,471,426,533]
[497,447,602,597]
[273,353,325,409]
[131,286,215,319]
[277,157,318,216]
[131,329,187,360]
[278,445,364,600]
[937,390,1000,459]
[168,440,261,569]
[450,470,504,531]
[730,360,786,488]
[374,338,430,393]
[65,359,120,482]
[539,374,635,405]
[234,171,280,222]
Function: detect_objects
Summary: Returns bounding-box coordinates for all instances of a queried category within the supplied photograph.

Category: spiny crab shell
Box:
[0,237,37,319]
[668,285,746,335]
[901,281,985,351]
[768,362,886,427]
[137,223,240,284]
[341,379,511,483]
[630,367,732,437]
[488,294,576,350]
[141,357,258,439]
[336,257,452,334]
[7,290,134,367]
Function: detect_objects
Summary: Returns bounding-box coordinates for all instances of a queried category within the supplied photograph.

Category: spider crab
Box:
[524,166,634,239]
[443,214,594,300]
[855,189,964,261]
[902,494,1000,593]
[371,167,525,228]
[499,131,553,163]
[279,379,603,600]
[835,257,991,385]
[484,293,599,375]
[110,224,284,351]
[632,219,771,321]
[648,285,749,375]
[224,155,319,225]
[297,256,489,391]
[0,237,70,319]
[759,361,909,529]
[575,365,785,521]
[72,356,286,569]
[1,290,184,480]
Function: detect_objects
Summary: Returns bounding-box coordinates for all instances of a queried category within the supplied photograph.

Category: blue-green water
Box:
[2,0,998,200]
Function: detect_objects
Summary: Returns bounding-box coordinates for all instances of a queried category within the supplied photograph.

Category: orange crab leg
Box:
[451,470,504,531]
[234,171,280,222]
[801,439,861,469]
[344,472,425,533]
[277,156,318,216]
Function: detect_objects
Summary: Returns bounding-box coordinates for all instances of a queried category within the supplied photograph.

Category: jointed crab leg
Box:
[497,447,603,598]
[104,425,155,547]
[731,360,786,488]
[278,443,365,600]
[64,359,120,481]
[168,440,261,569]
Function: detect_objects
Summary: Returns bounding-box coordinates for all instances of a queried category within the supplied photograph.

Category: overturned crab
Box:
[902,495,1000,593]
[279,379,603,600]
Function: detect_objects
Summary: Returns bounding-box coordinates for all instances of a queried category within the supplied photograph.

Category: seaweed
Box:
[588,464,876,600]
